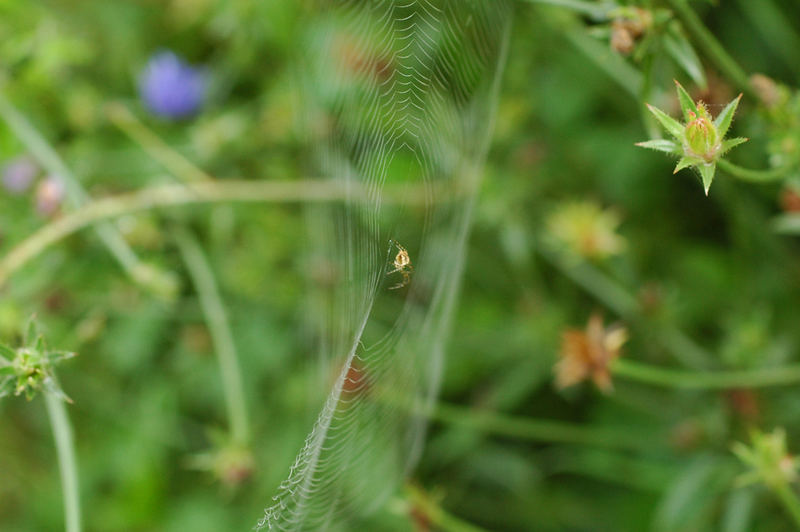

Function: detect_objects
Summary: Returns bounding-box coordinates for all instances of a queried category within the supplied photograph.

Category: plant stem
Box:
[718,159,795,183]
[105,102,212,183]
[45,391,81,532]
[773,481,800,529]
[431,401,656,451]
[0,90,163,294]
[612,358,800,389]
[175,229,250,445]
[0,179,437,289]
[665,0,755,98]
[519,0,614,20]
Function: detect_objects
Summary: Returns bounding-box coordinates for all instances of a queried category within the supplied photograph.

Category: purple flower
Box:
[2,156,38,195]
[139,51,207,120]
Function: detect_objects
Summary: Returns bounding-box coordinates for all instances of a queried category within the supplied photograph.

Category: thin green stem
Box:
[519,0,614,19]
[105,102,212,183]
[0,179,437,289]
[45,391,81,532]
[665,0,755,98]
[718,158,796,183]
[613,358,800,389]
[431,401,657,451]
[773,481,800,528]
[0,90,165,295]
[175,229,249,445]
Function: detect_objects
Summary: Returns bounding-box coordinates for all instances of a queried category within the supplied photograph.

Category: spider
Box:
[386,239,413,290]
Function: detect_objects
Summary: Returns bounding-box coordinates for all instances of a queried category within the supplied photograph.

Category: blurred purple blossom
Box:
[2,157,38,195]
[36,175,66,217]
[139,51,207,120]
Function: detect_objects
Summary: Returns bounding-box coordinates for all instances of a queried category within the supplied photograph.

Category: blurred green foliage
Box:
[4,0,800,530]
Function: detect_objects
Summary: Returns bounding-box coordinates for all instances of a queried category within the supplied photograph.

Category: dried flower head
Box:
[547,201,626,260]
[750,74,785,109]
[780,186,800,213]
[555,313,627,393]
[609,7,652,55]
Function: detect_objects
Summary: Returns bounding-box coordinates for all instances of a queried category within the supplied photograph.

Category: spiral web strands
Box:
[257,1,511,529]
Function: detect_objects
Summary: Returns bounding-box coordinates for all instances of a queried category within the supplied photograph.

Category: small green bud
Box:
[684,107,719,162]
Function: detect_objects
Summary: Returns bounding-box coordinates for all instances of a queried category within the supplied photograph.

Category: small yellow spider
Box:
[386,239,413,290]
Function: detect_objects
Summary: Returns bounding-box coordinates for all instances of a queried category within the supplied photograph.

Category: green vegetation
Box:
[4,0,800,530]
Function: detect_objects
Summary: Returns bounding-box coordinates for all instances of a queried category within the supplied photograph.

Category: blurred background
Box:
[3,0,800,530]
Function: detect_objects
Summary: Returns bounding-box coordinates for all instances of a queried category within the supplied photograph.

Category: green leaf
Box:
[721,487,755,532]
[34,334,45,353]
[674,156,701,174]
[0,344,15,361]
[673,79,699,122]
[720,137,749,155]
[653,456,730,532]
[646,103,684,140]
[0,383,12,400]
[46,350,76,365]
[665,31,707,94]
[714,94,743,139]
[23,316,38,346]
[698,163,716,195]
[635,139,680,153]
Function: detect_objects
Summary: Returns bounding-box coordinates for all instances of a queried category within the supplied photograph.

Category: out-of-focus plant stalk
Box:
[105,103,212,183]
[665,0,755,98]
[108,107,251,444]
[432,401,658,451]
[0,91,170,296]
[0,179,436,288]
[175,229,249,445]
[45,391,81,532]
[519,0,613,20]
[613,359,800,389]
[718,159,796,183]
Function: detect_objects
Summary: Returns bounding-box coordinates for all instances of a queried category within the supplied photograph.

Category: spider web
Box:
[257,1,511,529]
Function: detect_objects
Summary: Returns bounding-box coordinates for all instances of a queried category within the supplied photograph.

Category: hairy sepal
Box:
[635,139,680,154]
